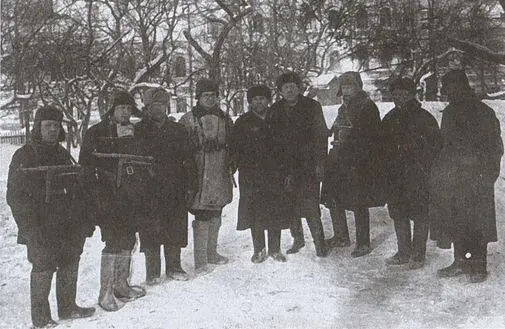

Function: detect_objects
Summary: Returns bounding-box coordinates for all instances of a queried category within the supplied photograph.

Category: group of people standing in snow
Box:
[7,69,503,328]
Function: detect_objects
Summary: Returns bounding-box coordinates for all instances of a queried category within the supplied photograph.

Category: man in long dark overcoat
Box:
[269,72,329,257]
[7,106,95,328]
[382,77,441,269]
[430,69,503,283]
[230,85,291,263]
[321,71,384,258]
[79,90,147,311]
[135,87,197,283]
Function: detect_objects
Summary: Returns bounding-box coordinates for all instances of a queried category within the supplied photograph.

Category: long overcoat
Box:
[179,105,234,213]
[7,141,93,263]
[381,99,441,220]
[321,91,384,210]
[134,118,197,249]
[230,111,292,231]
[79,119,151,238]
[429,95,503,247]
[269,95,328,219]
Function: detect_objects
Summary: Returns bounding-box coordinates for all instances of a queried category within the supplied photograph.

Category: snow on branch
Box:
[133,52,165,84]
[448,37,505,65]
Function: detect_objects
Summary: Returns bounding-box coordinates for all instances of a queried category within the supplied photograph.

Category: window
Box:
[175,56,186,77]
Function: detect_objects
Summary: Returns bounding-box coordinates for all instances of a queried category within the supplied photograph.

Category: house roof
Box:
[310,73,338,88]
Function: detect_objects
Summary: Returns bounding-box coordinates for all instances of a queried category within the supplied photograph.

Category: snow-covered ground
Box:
[1,101,505,329]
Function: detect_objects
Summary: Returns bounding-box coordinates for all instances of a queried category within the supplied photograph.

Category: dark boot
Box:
[207,216,229,265]
[467,239,488,283]
[409,219,429,269]
[351,208,371,257]
[165,246,189,281]
[251,248,268,263]
[326,206,350,248]
[114,250,146,301]
[144,248,161,285]
[98,253,125,312]
[31,270,56,328]
[307,217,328,257]
[386,219,411,265]
[193,220,212,275]
[287,218,305,254]
[437,242,467,278]
[56,261,95,320]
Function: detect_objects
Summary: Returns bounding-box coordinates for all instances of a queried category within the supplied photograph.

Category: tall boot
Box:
[193,220,212,275]
[114,250,146,301]
[386,218,411,265]
[165,246,189,281]
[98,253,125,312]
[437,241,467,277]
[144,247,161,285]
[307,217,328,257]
[31,270,57,328]
[287,218,306,254]
[207,216,229,265]
[56,261,95,320]
[351,208,371,258]
[410,219,429,269]
[326,206,350,248]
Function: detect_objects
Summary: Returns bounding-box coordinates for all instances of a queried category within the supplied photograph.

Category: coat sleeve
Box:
[311,101,329,169]
[6,148,40,243]
[477,105,503,182]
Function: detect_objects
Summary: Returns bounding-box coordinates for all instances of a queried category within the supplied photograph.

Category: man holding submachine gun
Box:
[79,90,154,311]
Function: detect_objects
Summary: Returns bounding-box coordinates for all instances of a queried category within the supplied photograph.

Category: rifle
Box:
[92,153,155,188]
[19,165,83,203]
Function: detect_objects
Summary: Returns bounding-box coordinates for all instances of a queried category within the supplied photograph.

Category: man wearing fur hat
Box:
[79,90,147,311]
[321,71,383,258]
[179,78,233,274]
[429,70,503,283]
[381,77,441,269]
[135,87,197,283]
[230,85,291,263]
[7,106,95,328]
[269,71,329,257]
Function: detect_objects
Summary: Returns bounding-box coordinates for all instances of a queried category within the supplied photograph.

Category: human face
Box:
[341,84,360,104]
[392,89,415,108]
[280,82,300,104]
[145,102,167,122]
[112,104,133,124]
[199,92,218,110]
[40,120,60,144]
[250,96,269,116]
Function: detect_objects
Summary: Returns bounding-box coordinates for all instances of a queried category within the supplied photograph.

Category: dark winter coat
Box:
[321,91,384,210]
[381,99,441,220]
[79,119,151,238]
[134,117,197,249]
[7,141,93,259]
[429,95,503,247]
[269,95,328,219]
[179,105,234,213]
[230,110,292,231]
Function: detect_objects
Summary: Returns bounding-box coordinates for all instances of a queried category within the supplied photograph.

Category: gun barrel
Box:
[92,152,154,162]
[19,165,82,172]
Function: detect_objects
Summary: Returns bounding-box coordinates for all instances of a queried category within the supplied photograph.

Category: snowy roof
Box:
[310,73,338,88]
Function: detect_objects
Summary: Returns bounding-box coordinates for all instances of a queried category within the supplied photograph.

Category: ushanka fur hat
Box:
[106,89,139,116]
[337,71,363,97]
[441,69,471,93]
[143,87,170,106]
[31,105,66,142]
[247,85,272,103]
[195,78,219,99]
[389,76,416,93]
[275,71,302,90]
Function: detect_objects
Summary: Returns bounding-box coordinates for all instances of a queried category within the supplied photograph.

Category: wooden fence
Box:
[0,130,26,145]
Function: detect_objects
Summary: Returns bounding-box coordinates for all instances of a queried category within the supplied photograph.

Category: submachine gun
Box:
[18,165,84,203]
[92,153,155,188]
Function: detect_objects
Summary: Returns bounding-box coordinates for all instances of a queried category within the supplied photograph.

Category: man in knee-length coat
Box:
[430,69,503,283]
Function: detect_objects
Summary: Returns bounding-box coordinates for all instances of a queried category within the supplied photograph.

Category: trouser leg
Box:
[98,252,125,311]
[207,216,229,264]
[411,220,429,260]
[354,208,370,247]
[267,229,281,254]
[30,268,55,328]
[287,218,305,254]
[393,218,411,259]
[330,206,350,242]
[306,217,328,257]
[251,225,266,253]
[144,246,161,284]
